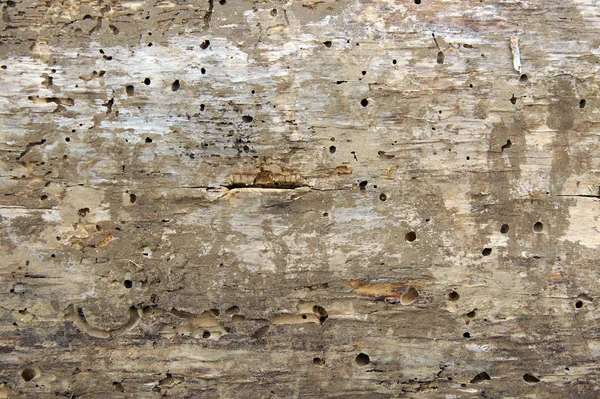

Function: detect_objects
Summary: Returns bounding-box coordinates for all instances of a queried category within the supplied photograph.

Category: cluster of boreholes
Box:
[306,353,542,385]
[12,357,545,387]
[125,75,253,131]
[480,222,544,257]
[18,20,591,395]
[356,182,546,258]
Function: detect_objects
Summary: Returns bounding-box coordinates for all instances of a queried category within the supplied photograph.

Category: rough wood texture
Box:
[1,0,600,397]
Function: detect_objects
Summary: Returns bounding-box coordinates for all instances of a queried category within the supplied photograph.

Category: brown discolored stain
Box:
[466,112,538,247]
[349,281,419,301]
[73,232,114,249]
[346,279,366,287]
[550,271,564,281]
[28,96,74,106]
[547,80,575,132]
[353,283,404,299]
[254,170,274,186]
[473,100,489,120]
[96,234,113,247]
[335,165,353,174]
[227,165,307,189]
[547,77,576,193]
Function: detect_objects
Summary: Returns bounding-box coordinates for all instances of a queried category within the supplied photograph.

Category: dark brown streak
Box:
[203,0,214,30]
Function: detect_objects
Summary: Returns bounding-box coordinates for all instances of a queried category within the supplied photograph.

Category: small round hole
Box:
[202,331,211,338]
[313,357,325,365]
[414,0,421,4]
[575,300,583,309]
[500,224,509,234]
[405,231,416,242]
[301,314,307,319]
[463,332,470,338]
[448,291,460,301]
[145,137,153,143]
[144,78,151,85]
[360,99,369,107]
[129,194,137,203]
[124,280,133,288]
[519,74,528,82]
[242,115,253,123]
[329,145,336,154]
[171,79,180,91]
[482,248,492,256]
[379,193,387,201]
[580,99,586,108]
[392,59,397,65]
[21,368,36,382]
[533,222,543,232]
[355,353,370,366]
[523,373,540,383]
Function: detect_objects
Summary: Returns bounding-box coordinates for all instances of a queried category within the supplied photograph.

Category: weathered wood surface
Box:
[1,0,600,397]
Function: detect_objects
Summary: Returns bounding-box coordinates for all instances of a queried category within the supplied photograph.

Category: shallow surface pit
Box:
[400,287,419,305]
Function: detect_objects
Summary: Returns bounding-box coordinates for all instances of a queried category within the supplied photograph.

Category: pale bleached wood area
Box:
[2,0,600,397]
